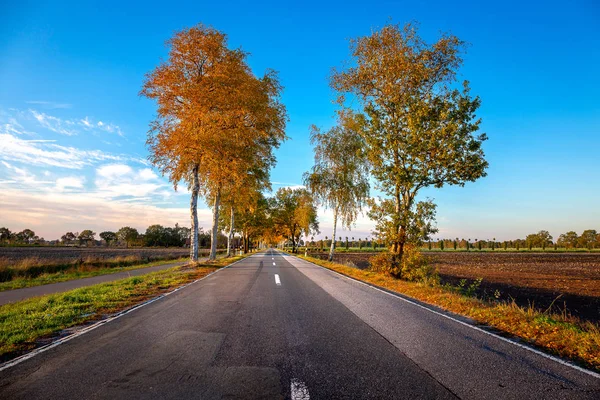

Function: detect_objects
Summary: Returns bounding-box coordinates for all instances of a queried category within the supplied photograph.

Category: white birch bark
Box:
[227,206,234,257]
[328,206,338,262]
[209,188,221,260]
[190,164,200,262]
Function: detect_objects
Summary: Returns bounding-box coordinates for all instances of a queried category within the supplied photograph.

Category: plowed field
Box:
[309,251,600,323]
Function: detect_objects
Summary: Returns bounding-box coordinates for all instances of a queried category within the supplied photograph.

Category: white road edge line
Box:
[290,378,310,399]
[274,274,281,286]
[0,255,252,373]
[288,254,600,380]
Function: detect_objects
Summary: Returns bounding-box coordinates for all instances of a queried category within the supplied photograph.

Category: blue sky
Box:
[0,0,598,241]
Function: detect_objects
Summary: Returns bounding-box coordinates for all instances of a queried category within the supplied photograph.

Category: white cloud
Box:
[97,164,133,178]
[26,101,72,109]
[138,168,158,181]
[0,133,142,169]
[56,176,85,191]
[0,187,212,240]
[31,110,78,136]
[95,163,164,199]
[0,162,54,187]
[80,117,92,128]
[27,109,125,137]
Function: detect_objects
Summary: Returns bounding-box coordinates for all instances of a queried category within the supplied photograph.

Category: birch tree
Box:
[331,22,488,272]
[303,111,369,261]
[141,24,286,262]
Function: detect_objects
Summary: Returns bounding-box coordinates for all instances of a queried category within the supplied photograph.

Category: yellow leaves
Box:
[142,24,287,201]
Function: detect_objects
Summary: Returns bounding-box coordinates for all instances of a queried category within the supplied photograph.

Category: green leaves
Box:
[303,111,370,229]
[332,22,487,256]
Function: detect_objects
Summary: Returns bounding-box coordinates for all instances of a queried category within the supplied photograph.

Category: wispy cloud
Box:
[31,110,78,136]
[26,101,72,109]
[0,133,141,169]
[27,109,125,137]
[56,176,85,191]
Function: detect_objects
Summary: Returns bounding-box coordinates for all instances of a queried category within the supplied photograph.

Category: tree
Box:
[16,229,37,244]
[271,187,319,253]
[525,230,552,249]
[142,24,287,262]
[331,22,488,272]
[0,227,11,244]
[61,232,76,244]
[117,227,139,248]
[579,229,598,250]
[99,231,117,246]
[303,112,369,261]
[78,230,96,246]
[144,225,166,247]
[557,231,578,249]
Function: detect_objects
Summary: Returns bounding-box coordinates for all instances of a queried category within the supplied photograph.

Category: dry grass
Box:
[0,254,183,283]
[300,255,600,373]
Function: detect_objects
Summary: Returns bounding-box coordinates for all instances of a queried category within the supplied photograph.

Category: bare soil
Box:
[309,251,600,323]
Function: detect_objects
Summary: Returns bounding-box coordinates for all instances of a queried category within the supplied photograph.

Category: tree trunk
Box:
[328,207,338,262]
[291,224,297,253]
[227,206,234,257]
[189,164,200,262]
[209,188,221,261]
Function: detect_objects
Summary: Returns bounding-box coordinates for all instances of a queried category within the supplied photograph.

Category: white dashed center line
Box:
[274,274,281,286]
[291,379,310,399]
[273,262,276,266]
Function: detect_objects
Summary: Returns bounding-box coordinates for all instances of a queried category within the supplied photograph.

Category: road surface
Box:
[0,250,598,399]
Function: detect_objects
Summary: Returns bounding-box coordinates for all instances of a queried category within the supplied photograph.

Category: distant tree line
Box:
[0,224,230,249]
[426,229,600,251]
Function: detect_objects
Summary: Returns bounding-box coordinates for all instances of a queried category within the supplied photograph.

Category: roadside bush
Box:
[369,245,438,284]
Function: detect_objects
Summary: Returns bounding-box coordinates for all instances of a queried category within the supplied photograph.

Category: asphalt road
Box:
[0,260,190,306]
[0,250,598,399]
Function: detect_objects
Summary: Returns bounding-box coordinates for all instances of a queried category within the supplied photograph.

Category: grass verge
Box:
[0,254,192,285]
[299,255,600,373]
[0,255,246,362]
[0,257,190,292]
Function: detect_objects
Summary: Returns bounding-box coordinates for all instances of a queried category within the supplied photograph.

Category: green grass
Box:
[0,255,247,360]
[299,254,600,372]
[0,257,189,292]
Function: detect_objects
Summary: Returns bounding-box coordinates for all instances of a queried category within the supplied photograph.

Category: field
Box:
[0,247,208,289]
[308,251,600,323]
[0,246,192,263]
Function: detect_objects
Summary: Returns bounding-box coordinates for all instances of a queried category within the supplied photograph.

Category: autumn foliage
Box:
[141,25,287,261]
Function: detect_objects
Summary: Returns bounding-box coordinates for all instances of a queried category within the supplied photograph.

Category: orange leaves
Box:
[141,24,287,196]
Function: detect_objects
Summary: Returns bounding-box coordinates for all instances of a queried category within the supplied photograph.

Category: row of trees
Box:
[423,229,600,251]
[0,224,225,249]
[0,227,41,245]
[141,25,287,261]
[216,186,319,254]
